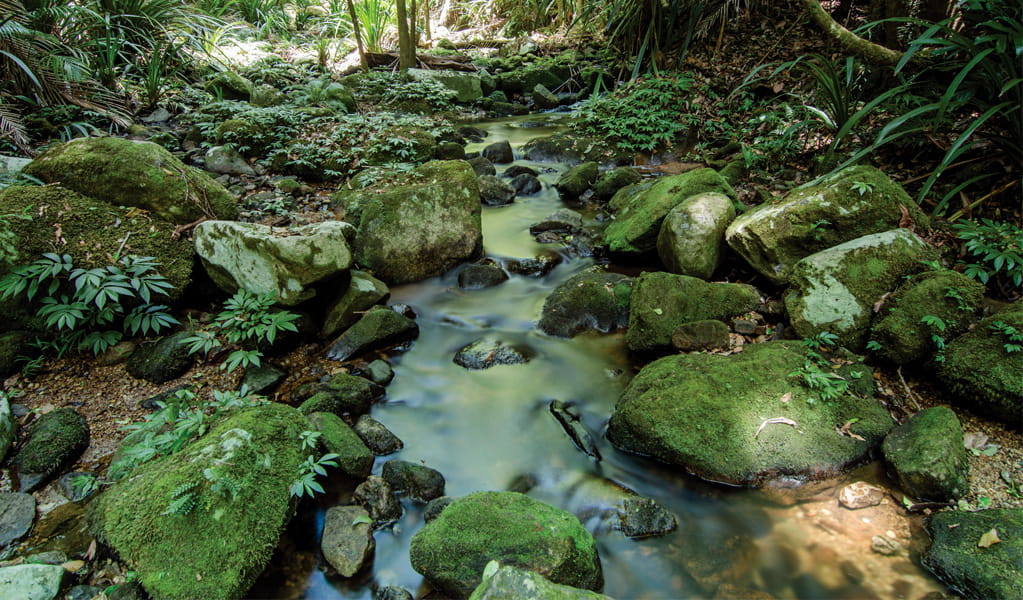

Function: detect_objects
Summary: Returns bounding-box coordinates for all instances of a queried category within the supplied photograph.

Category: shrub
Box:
[574,74,694,152]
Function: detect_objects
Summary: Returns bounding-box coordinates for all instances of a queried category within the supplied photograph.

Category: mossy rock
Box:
[785,229,939,351]
[499,68,564,96]
[607,341,891,486]
[364,126,437,166]
[15,408,88,478]
[937,303,1023,427]
[88,403,308,600]
[306,412,373,479]
[924,508,1023,600]
[0,185,194,301]
[870,270,985,364]
[656,192,736,280]
[537,269,632,338]
[522,133,631,167]
[204,71,253,101]
[0,330,30,379]
[325,305,419,362]
[882,407,969,502]
[626,272,760,355]
[321,270,390,338]
[725,166,928,284]
[592,167,641,201]
[410,491,603,598]
[22,138,238,224]
[346,161,483,284]
[295,373,384,417]
[125,332,194,384]
[469,563,614,600]
[554,162,598,199]
[407,69,482,103]
[604,169,737,257]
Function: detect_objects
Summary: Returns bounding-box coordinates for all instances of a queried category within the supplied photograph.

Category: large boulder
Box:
[194,220,354,306]
[869,270,985,364]
[0,185,194,298]
[604,169,736,257]
[937,303,1023,427]
[882,407,969,501]
[725,166,928,284]
[306,412,373,479]
[626,272,760,355]
[14,408,89,480]
[407,68,482,103]
[555,162,598,199]
[0,492,35,547]
[23,137,238,224]
[607,341,893,486]
[522,133,631,167]
[89,403,309,600]
[341,161,483,284]
[924,508,1023,600]
[656,192,736,279]
[410,491,603,598]
[470,563,614,600]
[538,269,632,338]
[785,229,938,351]
[326,305,419,362]
[125,331,193,384]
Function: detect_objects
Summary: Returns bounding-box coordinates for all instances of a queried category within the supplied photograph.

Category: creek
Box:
[255,114,948,599]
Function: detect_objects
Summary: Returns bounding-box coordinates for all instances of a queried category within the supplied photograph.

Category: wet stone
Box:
[26,551,66,565]
[478,175,516,206]
[354,415,404,456]
[321,505,375,577]
[374,586,414,600]
[839,482,886,510]
[326,306,419,362]
[424,496,453,523]
[0,492,36,547]
[453,336,535,370]
[382,460,446,502]
[353,476,402,523]
[482,140,513,164]
[529,209,583,236]
[363,359,394,386]
[503,165,538,178]
[468,156,496,177]
[505,253,562,278]
[871,535,902,556]
[510,173,541,195]
[458,264,509,290]
[617,497,677,538]
[241,363,286,395]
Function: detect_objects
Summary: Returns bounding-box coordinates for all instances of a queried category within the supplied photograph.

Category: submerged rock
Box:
[937,303,1023,427]
[725,165,928,284]
[538,269,632,338]
[89,403,309,600]
[453,336,535,370]
[626,272,760,355]
[607,341,892,486]
[785,229,938,351]
[410,491,603,598]
[510,173,542,195]
[326,306,419,362]
[656,192,736,280]
[617,497,677,539]
[194,220,353,306]
[924,508,1023,600]
[469,562,614,600]
[353,475,402,523]
[321,505,375,577]
[23,137,238,224]
[882,407,969,502]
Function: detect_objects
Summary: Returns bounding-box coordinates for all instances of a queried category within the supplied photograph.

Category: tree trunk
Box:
[800,0,904,66]
[346,0,369,71]
[396,0,415,71]
[422,0,432,41]
[411,0,419,47]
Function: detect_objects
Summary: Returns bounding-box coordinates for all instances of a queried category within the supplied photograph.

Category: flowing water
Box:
[257,114,948,600]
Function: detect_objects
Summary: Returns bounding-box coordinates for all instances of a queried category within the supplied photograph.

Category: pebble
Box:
[871,534,902,556]
[839,482,886,509]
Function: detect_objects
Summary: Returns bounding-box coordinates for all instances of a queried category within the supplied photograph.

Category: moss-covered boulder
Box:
[785,229,938,351]
[532,84,560,110]
[924,508,1023,600]
[125,331,194,384]
[23,138,238,224]
[407,68,482,103]
[478,175,516,207]
[604,169,737,257]
[499,68,564,96]
[306,412,373,479]
[725,166,928,284]
[523,133,631,167]
[341,161,482,284]
[937,303,1023,427]
[321,271,390,338]
[470,563,614,600]
[593,167,641,201]
[194,220,354,306]
[555,162,598,199]
[882,407,969,501]
[89,403,308,600]
[410,491,603,598]
[0,330,30,378]
[656,192,736,279]
[0,185,194,299]
[607,341,892,486]
[295,372,384,417]
[204,70,253,101]
[15,408,88,478]
[364,126,437,165]
[626,272,760,355]
[870,270,985,364]
[537,269,632,338]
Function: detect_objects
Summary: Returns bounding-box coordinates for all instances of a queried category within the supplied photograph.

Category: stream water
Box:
[255,114,949,600]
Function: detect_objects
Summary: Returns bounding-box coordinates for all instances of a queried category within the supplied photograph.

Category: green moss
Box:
[15,408,88,476]
[870,270,985,364]
[925,508,1023,600]
[626,272,760,354]
[607,341,893,486]
[938,303,1023,426]
[409,491,602,598]
[306,412,373,479]
[604,168,736,256]
[593,166,641,201]
[296,372,380,417]
[882,406,969,501]
[364,126,437,165]
[554,162,598,198]
[522,133,632,166]
[537,269,632,338]
[23,138,238,224]
[89,403,307,600]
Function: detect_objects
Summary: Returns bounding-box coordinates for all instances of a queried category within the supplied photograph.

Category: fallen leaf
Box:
[899,205,915,231]
[837,420,866,441]
[780,392,791,404]
[755,417,801,438]
[978,528,1001,548]
[84,539,97,561]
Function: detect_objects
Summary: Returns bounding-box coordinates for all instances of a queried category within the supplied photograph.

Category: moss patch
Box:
[924,508,1023,600]
[15,408,88,476]
[882,406,969,501]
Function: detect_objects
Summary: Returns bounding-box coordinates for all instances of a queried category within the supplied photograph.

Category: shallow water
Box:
[257,114,948,600]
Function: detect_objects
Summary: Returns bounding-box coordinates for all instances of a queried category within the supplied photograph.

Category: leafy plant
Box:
[921,314,952,362]
[182,288,299,373]
[289,451,340,498]
[789,332,851,404]
[953,218,1022,294]
[574,74,693,152]
[0,253,178,357]
[989,320,1023,353]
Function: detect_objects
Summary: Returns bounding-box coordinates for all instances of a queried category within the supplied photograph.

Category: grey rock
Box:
[363,359,394,386]
[57,472,99,503]
[656,192,736,280]
[204,146,256,176]
[510,173,541,195]
[374,585,414,600]
[353,475,402,523]
[871,535,901,556]
[125,332,193,384]
[617,497,676,538]
[424,496,453,522]
[354,415,404,455]
[503,165,538,178]
[458,264,509,290]
[0,391,15,463]
[532,84,560,110]
[482,141,514,164]
[66,585,105,600]
[505,253,562,278]
[838,482,886,510]
[381,460,446,502]
[141,108,171,123]
[555,162,598,199]
[0,492,36,547]
[321,505,375,577]
[241,363,286,395]
[0,564,64,600]
[478,175,516,206]
[530,209,583,235]
[326,306,419,362]
[468,157,497,177]
[322,270,390,338]
[453,336,535,370]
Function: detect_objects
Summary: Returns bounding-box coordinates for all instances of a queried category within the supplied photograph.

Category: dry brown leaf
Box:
[84,539,97,561]
[755,417,801,438]
[978,528,1001,548]
[899,205,915,231]
[780,392,791,404]
[837,420,867,442]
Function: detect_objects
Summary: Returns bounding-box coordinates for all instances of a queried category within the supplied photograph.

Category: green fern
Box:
[162,481,201,516]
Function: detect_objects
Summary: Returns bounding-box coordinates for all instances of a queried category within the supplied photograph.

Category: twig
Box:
[115,231,132,258]
[896,366,922,411]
